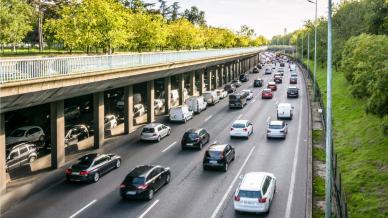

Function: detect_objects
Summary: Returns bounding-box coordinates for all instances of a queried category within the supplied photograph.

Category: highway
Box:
[2,62,309,218]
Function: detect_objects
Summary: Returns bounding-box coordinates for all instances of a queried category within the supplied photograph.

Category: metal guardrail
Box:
[0,47,265,84]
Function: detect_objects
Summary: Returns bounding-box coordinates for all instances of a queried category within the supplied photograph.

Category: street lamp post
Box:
[307,32,310,72]
[308,0,318,99]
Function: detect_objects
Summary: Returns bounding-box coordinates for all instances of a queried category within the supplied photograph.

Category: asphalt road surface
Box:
[2,62,309,218]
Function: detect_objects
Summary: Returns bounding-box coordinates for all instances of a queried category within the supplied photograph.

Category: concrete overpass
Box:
[0,47,267,195]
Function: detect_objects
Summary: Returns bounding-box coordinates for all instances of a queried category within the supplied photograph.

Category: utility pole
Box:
[325,0,333,218]
[307,32,310,71]
[313,0,318,99]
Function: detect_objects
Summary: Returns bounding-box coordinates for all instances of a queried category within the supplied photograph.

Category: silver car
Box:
[266,120,288,139]
[141,123,171,142]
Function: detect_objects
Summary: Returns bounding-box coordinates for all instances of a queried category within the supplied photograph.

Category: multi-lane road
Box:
[2,62,309,218]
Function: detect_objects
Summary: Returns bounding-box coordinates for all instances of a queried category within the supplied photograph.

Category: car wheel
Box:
[167,129,171,136]
[147,189,154,200]
[38,135,44,142]
[184,118,187,123]
[223,162,228,172]
[203,166,208,171]
[198,141,203,150]
[165,174,171,184]
[93,173,100,183]
[29,156,36,163]
[157,136,161,142]
[116,159,121,168]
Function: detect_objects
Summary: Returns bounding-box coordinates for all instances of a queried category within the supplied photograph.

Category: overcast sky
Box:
[147,0,342,39]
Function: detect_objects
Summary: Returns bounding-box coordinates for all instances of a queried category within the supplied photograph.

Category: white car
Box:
[230,120,253,139]
[141,123,171,142]
[203,91,220,105]
[266,120,288,139]
[169,105,194,123]
[234,172,277,213]
[104,115,118,130]
[277,103,294,119]
[242,90,254,100]
[6,126,45,145]
[215,89,228,99]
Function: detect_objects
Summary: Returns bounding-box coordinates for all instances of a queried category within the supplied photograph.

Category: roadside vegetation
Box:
[0,0,267,56]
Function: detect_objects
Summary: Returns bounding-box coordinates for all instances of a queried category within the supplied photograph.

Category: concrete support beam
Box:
[93,92,104,149]
[0,113,6,195]
[147,80,155,122]
[220,65,224,86]
[189,71,195,96]
[199,69,205,95]
[214,67,219,88]
[179,74,185,105]
[207,69,212,91]
[50,100,65,169]
[124,85,133,134]
[164,76,171,113]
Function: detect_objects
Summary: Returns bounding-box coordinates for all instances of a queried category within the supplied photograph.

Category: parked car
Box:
[215,89,228,99]
[230,120,253,139]
[241,90,254,100]
[252,67,260,73]
[104,115,118,130]
[169,105,193,123]
[234,172,277,213]
[185,96,207,113]
[203,143,235,172]
[239,74,249,82]
[66,153,121,183]
[120,165,171,200]
[289,75,298,84]
[64,106,80,121]
[154,99,164,110]
[224,84,236,93]
[6,126,45,146]
[203,91,220,105]
[261,88,273,99]
[65,124,89,147]
[133,104,146,118]
[265,68,272,75]
[181,128,210,150]
[253,78,263,87]
[287,86,299,98]
[229,93,247,109]
[141,123,171,142]
[277,103,294,120]
[6,143,38,171]
[274,75,282,84]
[267,82,277,91]
[231,80,242,87]
[266,120,288,139]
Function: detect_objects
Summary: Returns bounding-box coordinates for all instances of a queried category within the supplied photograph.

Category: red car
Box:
[267,82,277,91]
[290,76,297,84]
[261,88,273,99]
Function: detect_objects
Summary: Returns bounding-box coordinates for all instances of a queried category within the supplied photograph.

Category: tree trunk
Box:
[12,44,16,52]
[38,12,44,53]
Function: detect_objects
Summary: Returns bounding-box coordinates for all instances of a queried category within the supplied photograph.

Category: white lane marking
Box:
[69,200,97,218]
[162,141,177,153]
[284,87,304,218]
[266,116,271,122]
[252,99,256,103]
[204,115,213,122]
[210,146,256,218]
[212,140,218,144]
[237,114,243,119]
[276,100,279,105]
[138,199,160,218]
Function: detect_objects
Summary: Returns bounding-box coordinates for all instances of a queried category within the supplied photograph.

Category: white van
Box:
[203,91,220,105]
[290,64,296,71]
[277,103,294,119]
[185,96,207,113]
[169,105,194,123]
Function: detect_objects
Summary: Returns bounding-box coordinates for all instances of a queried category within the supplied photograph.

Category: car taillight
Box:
[120,184,126,188]
[258,197,267,203]
[79,171,89,176]
[230,128,234,131]
[65,168,72,175]
[137,184,149,190]
[243,128,247,132]
[234,195,240,201]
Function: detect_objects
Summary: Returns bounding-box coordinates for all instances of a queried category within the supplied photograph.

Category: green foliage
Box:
[183,6,206,26]
[166,18,199,50]
[313,147,325,162]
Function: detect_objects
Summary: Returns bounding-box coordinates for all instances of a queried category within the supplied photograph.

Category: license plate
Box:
[186,143,193,146]
[72,172,80,175]
[230,104,235,106]
[209,160,218,164]
[243,201,255,205]
[126,191,136,195]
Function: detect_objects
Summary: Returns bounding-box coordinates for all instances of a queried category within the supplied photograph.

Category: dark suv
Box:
[229,93,247,109]
[181,128,210,150]
[253,79,263,87]
[287,87,299,98]
[203,144,235,172]
[224,84,236,93]
[252,67,260,73]
[239,74,249,82]
[6,143,37,171]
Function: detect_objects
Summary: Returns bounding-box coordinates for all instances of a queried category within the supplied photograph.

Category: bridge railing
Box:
[0,47,265,84]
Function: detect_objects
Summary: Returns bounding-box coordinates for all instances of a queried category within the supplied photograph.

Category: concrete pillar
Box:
[147,80,155,122]
[220,65,224,86]
[207,69,212,91]
[189,71,195,96]
[0,113,6,195]
[93,92,104,149]
[199,69,205,95]
[164,76,171,112]
[50,100,65,169]
[179,74,185,105]
[124,85,133,134]
[214,67,219,88]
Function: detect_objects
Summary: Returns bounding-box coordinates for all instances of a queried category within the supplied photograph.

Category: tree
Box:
[157,0,171,18]
[0,0,34,52]
[170,2,180,21]
[167,18,197,50]
[183,6,206,26]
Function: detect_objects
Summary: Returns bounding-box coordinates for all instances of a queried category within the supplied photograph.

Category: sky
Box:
[146,0,342,39]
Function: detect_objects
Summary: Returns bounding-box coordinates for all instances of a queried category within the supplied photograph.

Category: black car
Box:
[252,67,260,73]
[287,87,299,98]
[65,124,89,147]
[253,79,263,87]
[239,74,249,82]
[256,64,262,69]
[181,128,210,150]
[224,84,236,93]
[203,144,235,172]
[66,153,121,183]
[120,165,171,200]
[274,76,282,84]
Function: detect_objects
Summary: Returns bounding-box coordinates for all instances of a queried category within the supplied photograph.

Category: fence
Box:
[0,47,265,84]
[297,60,348,218]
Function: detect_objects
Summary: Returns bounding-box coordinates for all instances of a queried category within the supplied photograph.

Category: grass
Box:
[313,129,324,145]
[306,60,388,218]
[313,147,325,162]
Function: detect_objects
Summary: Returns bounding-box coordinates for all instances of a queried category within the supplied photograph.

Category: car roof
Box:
[269,120,284,125]
[268,81,276,85]
[9,142,35,150]
[185,128,201,133]
[208,144,227,151]
[239,172,270,191]
[79,153,100,161]
[263,88,271,92]
[104,114,115,118]
[288,86,298,89]
[14,126,40,130]
[144,123,162,128]
[242,89,251,92]
[278,103,292,107]
[128,165,156,177]
[233,120,249,124]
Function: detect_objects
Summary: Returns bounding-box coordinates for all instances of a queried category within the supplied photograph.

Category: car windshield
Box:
[269,124,283,129]
[288,88,298,91]
[225,85,232,88]
[184,132,198,141]
[238,190,262,199]
[263,89,271,93]
[229,95,239,100]
[125,176,146,185]
[142,128,155,133]
[203,93,212,98]
[9,129,26,137]
[207,150,222,159]
[232,123,245,128]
